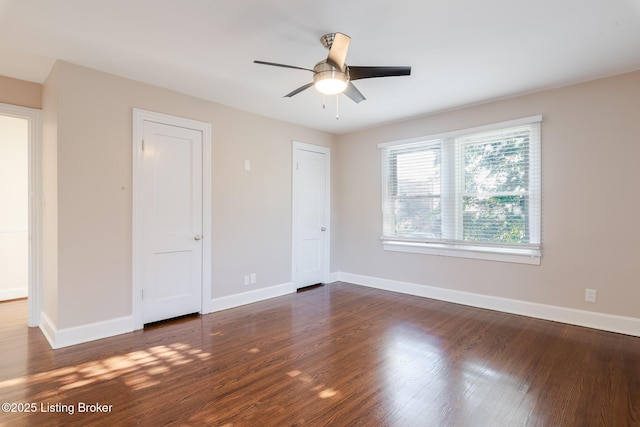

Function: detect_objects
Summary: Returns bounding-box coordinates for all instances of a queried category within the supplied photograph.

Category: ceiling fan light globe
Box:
[315,77,348,95]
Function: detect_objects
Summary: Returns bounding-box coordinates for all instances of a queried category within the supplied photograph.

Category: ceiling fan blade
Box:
[254,60,315,73]
[348,66,411,80]
[343,82,366,104]
[326,32,351,70]
[284,82,315,98]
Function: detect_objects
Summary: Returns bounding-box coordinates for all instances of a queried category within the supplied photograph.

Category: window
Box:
[380,116,541,264]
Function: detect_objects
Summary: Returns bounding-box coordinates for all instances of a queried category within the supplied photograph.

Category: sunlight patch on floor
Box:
[285,369,340,400]
[0,342,212,398]
[318,388,339,398]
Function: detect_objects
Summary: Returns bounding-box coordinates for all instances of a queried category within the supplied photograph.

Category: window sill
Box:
[381,240,541,265]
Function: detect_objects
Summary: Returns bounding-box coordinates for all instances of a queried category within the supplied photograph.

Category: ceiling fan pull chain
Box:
[322,95,326,109]
[336,95,340,120]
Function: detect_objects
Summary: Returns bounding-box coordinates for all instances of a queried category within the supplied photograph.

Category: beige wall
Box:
[42,63,59,325]
[0,75,42,109]
[36,60,640,334]
[43,61,337,329]
[335,70,640,319]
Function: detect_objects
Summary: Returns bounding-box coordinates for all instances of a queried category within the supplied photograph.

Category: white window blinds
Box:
[381,116,541,258]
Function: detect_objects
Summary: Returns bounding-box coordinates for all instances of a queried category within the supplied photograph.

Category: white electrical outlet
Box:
[585,288,597,303]
[250,273,257,284]
[244,275,250,286]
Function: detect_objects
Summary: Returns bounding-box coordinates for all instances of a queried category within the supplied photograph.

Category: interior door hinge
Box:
[141,289,144,300]
[142,139,145,151]
[296,162,299,170]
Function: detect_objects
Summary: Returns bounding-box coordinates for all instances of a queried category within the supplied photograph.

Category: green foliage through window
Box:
[381,119,541,249]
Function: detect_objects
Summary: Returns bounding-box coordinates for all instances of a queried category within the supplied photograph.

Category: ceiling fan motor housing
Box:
[313,61,349,94]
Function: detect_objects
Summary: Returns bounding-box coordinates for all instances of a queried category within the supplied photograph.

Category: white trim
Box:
[0,102,42,327]
[381,241,541,265]
[336,272,640,337]
[39,312,56,348]
[528,122,542,245]
[201,119,213,315]
[0,226,28,233]
[132,108,212,329]
[380,116,542,264]
[327,272,341,283]
[292,141,331,288]
[210,282,294,312]
[0,288,28,301]
[378,115,543,148]
[40,312,134,349]
[41,280,292,349]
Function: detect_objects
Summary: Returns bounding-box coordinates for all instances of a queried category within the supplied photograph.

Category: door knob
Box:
[194,234,202,240]
[321,227,326,232]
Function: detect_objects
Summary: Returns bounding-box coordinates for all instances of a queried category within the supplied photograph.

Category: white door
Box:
[141,120,203,324]
[293,142,329,288]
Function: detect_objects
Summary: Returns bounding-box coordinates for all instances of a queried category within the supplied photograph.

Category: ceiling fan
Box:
[254,32,411,104]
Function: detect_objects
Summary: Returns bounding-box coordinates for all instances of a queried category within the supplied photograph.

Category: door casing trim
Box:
[132,108,212,330]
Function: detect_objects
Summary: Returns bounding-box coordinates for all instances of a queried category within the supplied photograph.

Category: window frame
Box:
[379,116,542,265]
[382,140,443,240]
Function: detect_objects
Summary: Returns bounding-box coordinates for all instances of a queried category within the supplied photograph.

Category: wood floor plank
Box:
[1,283,639,426]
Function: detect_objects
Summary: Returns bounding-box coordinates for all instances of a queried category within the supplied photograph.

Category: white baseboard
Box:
[40,312,135,349]
[38,282,294,349]
[327,272,340,283]
[39,312,57,348]
[0,287,28,301]
[337,272,640,337]
[38,273,636,349]
[210,282,294,313]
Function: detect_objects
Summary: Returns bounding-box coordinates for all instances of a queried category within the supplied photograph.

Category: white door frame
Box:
[291,141,330,288]
[0,102,42,327]
[132,109,211,330]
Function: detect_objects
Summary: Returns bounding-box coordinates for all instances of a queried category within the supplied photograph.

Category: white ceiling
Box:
[1,0,639,134]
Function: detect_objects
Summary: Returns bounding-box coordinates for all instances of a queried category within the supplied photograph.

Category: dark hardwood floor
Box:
[1,282,639,426]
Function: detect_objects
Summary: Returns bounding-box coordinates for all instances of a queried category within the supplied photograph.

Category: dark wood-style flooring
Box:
[1,282,639,426]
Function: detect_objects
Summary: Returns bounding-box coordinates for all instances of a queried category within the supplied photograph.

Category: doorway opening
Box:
[0,103,42,327]
[0,115,28,302]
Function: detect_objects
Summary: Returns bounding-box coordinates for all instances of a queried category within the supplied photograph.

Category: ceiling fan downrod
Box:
[320,33,336,50]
